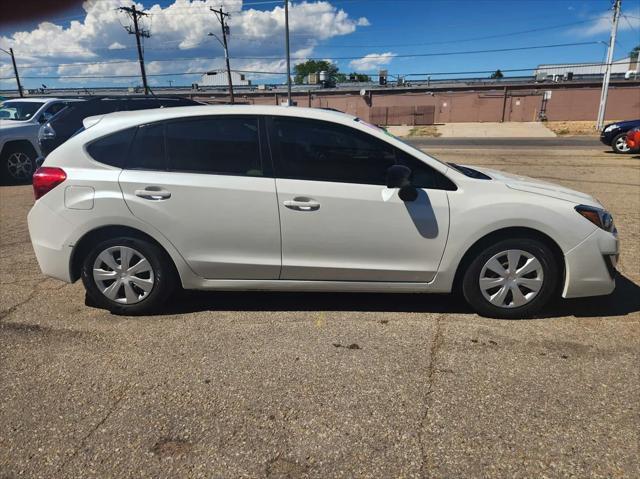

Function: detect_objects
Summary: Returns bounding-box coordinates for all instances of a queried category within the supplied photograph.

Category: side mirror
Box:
[386,165,418,202]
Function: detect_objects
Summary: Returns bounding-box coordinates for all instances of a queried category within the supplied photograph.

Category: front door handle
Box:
[283,197,320,211]
[135,186,171,200]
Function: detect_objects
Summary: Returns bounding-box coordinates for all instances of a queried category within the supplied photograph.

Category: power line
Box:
[15,41,602,70]
[3,60,632,81]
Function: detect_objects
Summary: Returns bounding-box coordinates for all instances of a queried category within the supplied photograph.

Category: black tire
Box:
[81,236,176,315]
[0,145,36,185]
[611,132,631,154]
[462,237,559,319]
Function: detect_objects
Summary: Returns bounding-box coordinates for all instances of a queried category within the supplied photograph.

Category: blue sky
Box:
[1,0,639,89]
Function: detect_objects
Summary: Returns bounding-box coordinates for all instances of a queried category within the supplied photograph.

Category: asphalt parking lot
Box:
[1,142,639,478]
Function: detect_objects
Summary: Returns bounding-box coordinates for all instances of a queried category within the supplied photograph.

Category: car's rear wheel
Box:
[81,237,176,315]
[462,238,559,319]
[612,133,631,154]
[1,147,36,185]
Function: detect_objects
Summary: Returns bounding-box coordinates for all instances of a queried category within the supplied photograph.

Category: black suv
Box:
[38,96,201,158]
[600,119,640,153]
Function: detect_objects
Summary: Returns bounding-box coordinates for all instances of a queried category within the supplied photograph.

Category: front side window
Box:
[272,117,396,185]
[272,117,454,189]
[86,128,136,168]
[166,117,262,176]
[42,102,68,118]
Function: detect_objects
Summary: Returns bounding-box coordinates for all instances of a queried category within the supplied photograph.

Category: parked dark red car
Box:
[625,127,640,152]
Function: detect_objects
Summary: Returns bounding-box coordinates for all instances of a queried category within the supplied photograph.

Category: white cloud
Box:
[0,0,369,86]
[349,52,396,71]
[573,9,640,36]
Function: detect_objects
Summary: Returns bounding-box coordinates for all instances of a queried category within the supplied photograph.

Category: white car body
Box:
[27,105,618,315]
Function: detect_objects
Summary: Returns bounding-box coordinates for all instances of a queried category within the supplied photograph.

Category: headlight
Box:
[575,205,615,232]
[603,124,618,133]
[38,122,56,141]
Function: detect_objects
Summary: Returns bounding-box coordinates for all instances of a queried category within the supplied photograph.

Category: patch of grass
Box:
[408,126,441,137]
[545,121,600,136]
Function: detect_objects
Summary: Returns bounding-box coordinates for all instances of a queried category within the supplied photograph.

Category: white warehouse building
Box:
[198,70,251,87]
[534,55,638,78]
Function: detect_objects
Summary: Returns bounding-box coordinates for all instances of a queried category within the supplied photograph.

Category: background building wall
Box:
[233,85,639,124]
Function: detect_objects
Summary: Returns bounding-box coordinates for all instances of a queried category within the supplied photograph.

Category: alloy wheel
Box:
[92,246,155,304]
[615,136,630,152]
[479,249,544,309]
[6,152,34,180]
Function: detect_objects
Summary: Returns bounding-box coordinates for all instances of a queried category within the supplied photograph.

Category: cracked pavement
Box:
[1,144,639,478]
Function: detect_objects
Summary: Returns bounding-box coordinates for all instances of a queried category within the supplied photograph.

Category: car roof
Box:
[3,97,62,103]
[90,104,356,130]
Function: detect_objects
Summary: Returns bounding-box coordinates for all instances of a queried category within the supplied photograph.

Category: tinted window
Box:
[128,123,166,170]
[166,117,262,176]
[42,102,68,118]
[398,151,457,190]
[272,118,396,185]
[86,128,135,168]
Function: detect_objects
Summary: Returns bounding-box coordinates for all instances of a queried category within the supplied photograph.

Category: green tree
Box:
[293,60,340,84]
[490,69,504,79]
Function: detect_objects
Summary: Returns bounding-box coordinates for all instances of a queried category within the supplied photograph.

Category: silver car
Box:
[0,98,82,184]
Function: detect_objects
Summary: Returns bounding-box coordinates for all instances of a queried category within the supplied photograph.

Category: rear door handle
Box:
[283,197,320,211]
[135,187,171,200]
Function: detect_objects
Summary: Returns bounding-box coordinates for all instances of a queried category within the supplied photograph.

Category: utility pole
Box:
[211,7,234,104]
[284,0,292,106]
[596,0,621,130]
[119,4,151,95]
[0,48,23,97]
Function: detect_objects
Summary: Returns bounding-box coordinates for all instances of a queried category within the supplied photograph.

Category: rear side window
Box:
[165,117,262,176]
[86,128,135,168]
[128,123,166,170]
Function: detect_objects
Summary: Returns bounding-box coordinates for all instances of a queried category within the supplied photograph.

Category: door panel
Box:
[276,178,449,282]
[120,170,281,279]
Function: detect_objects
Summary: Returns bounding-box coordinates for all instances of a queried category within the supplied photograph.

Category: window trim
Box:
[266,115,457,190]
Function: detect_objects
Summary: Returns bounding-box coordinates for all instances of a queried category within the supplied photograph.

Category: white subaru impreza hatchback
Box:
[28,105,618,318]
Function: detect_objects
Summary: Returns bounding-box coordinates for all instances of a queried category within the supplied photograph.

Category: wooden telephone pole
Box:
[0,48,23,97]
[119,4,151,95]
[596,0,622,130]
[211,7,235,104]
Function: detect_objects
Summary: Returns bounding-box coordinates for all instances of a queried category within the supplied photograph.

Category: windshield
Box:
[0,101,45,121]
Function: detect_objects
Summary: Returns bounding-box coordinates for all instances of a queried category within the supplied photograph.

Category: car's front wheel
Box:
[462,238,559,319]
[81,237,176,315]
[612,133,631,154]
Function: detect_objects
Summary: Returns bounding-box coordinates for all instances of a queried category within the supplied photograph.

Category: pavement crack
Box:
[57,386,129,473]
[418,314,444,479]
[0,277,49,323]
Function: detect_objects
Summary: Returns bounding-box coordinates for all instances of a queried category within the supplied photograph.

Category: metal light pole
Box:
[596,0,622,130]
[284,0,292,106]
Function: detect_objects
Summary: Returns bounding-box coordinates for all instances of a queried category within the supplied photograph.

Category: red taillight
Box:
[32,167,67,200]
